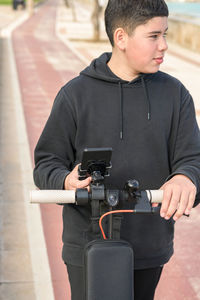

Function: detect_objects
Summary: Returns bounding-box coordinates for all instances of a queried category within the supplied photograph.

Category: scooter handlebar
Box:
[30,190,76,204]
[146,190,163,204]
[30,189,163,204]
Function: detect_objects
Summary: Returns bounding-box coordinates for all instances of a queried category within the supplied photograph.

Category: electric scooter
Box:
[30,148,163,300]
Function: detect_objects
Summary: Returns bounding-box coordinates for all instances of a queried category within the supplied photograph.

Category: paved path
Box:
[0,5,25,28]
[0,33,36,300]
[1,0,200,299]
[0,5,56,300]
[11,0,84,298]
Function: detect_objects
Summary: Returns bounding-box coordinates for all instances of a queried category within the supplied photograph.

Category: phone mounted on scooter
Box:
[78,147,112,180]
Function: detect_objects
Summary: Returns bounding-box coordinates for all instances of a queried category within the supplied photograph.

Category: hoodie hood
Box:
[80,52,150,84]
[81,52,121,83]
[80,52,152,139]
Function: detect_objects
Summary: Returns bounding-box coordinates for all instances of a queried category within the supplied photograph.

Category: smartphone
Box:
[78,147,112,179]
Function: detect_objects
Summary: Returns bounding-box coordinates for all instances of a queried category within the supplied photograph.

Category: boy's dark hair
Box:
[105,0,169,47]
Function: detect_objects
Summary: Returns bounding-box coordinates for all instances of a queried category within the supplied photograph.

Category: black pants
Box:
[66,263,163,300]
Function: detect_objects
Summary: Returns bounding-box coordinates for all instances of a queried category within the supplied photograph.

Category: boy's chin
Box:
[144,65,161,74]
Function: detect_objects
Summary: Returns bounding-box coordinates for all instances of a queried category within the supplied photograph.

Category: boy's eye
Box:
[149,33,167,39]
[149,35,158,39]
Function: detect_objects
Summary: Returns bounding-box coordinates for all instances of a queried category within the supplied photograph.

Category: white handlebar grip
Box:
[30,190,76,204]
[147,190,163,203]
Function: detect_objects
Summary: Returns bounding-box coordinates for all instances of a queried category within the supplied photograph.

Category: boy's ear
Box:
[113,28,127,51]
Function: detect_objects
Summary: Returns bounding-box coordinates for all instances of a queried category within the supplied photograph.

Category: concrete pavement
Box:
[0,0,200,299]
[0,16,35,300]
[0,5,25,29]
[0,5,55,300]
[0,35,36,300]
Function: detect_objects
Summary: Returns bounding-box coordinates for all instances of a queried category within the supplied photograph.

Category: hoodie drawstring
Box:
[119,77,151,140]
[118,82,123,140]
[141,76,151,121]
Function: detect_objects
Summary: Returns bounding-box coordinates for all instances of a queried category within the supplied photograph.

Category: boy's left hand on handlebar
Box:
[159,174,196,221]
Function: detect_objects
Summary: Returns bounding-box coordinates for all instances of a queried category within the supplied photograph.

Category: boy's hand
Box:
[64,164,92,191]
[159,174,196,221]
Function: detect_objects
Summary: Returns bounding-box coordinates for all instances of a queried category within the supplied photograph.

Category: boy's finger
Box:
[75,177,92,189]
[160,187,172,218]
[72,164,80,178]
[164,189,181,220]
[173,191,188,221]
[184,190,196,215]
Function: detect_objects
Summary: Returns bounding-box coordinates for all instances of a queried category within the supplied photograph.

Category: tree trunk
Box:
[64,0,69,7]
[91,0,101,41]
[67,0,77,22]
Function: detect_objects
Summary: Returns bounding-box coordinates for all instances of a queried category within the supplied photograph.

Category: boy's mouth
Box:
[154,57,164,64]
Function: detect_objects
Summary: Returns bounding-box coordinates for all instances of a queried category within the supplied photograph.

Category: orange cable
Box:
[99,210,135,240]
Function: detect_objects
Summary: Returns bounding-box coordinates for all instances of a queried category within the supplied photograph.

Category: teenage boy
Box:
[33,0,200,299]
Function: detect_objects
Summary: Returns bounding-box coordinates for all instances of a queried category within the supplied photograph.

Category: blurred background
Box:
[0,0,200,299]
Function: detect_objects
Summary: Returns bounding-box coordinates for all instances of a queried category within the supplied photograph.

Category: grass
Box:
[0,0,41,4]
[0,0,13,4]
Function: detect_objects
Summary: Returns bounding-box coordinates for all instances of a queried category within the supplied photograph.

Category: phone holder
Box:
[78,161,112,182]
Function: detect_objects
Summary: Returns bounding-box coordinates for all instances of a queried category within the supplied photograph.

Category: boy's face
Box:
[123,17,168,76]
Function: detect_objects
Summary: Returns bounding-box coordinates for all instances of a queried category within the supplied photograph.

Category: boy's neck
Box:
[107,50,139,82]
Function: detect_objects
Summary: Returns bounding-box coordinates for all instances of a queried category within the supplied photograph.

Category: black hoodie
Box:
[34,53,200,269]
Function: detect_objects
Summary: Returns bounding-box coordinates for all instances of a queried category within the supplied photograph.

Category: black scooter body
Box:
[84,239,134,300]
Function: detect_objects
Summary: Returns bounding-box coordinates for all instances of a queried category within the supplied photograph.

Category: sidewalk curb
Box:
[2,11,55,300]
[0,12,29,37]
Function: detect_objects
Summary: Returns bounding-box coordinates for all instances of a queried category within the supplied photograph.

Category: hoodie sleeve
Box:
[167,87,200,206]
[33,88,76,190]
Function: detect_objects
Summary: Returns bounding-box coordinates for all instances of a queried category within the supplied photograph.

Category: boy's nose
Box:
[158,37,168,52]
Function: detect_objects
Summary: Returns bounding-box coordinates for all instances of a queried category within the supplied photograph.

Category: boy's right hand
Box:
[64,164,92,190]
